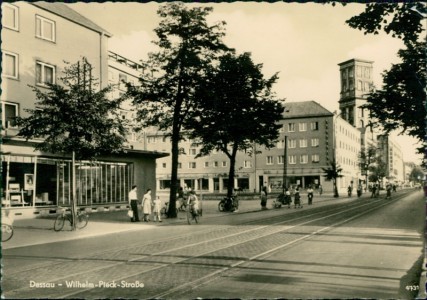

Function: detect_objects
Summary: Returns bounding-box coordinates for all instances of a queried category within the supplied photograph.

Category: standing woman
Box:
[142,189,153,222]
[260,186,268,210]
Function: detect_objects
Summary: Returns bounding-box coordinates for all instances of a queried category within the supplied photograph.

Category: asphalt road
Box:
[2,189,424,299]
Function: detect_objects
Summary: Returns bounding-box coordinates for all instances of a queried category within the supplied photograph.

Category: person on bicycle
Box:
[177,187,186,211]
[187,190,199,215]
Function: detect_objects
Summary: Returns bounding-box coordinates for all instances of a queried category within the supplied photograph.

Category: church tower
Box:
[338,59,374,130]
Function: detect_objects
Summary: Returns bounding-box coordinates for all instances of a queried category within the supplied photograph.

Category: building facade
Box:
[1,2,167,218]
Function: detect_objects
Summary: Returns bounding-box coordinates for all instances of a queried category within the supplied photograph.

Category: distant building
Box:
[377,135,405,183]
[1,2,167,218]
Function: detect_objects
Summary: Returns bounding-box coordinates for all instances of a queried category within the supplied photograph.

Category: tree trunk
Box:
[333,178,339,198]
[226,144,238,198]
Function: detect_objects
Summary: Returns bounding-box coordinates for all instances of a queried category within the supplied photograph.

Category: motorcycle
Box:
[218,196,238,212]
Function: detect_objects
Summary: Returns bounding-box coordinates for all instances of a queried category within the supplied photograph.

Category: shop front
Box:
[1,140,168,219]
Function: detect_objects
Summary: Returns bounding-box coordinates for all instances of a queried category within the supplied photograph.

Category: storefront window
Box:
[2,155,133,208]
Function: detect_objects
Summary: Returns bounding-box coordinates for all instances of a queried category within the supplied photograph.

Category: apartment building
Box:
[377,135,405,183]
[1,3,166,218]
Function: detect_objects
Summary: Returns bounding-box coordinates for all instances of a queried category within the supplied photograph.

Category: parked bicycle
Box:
[54,207,89,231]
[1,211,14,242]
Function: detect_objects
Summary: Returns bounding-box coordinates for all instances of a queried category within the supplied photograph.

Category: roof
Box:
[32,2,112,37]
[282,101,333,119]
[338,58,374,66]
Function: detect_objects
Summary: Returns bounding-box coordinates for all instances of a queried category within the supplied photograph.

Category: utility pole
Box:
[282,136,288,194]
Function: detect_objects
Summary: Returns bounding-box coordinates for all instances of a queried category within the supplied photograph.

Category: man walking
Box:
[128,185,140,222]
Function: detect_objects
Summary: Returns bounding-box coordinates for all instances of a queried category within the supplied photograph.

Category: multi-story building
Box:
[377,135,405,183]
[1,2,166,218]
[107,50,145,148]
[145,101,362,195]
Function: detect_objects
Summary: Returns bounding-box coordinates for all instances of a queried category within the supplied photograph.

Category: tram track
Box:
[3,191,413,299]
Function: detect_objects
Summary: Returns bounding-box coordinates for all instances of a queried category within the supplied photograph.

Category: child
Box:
[152,196,162,222]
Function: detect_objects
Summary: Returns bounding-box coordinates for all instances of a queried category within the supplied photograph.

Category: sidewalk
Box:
[2,193,349,250]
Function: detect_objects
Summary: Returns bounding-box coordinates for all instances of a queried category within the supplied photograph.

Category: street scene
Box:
[1,1,426,299]
[2,189,425,299]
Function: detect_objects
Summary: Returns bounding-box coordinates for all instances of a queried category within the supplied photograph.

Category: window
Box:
[276,140,285,149]
[2,3,19,31]
[162,163,167,168]
[177,163,182,169]
[312,154,320,163]
[2,51,18,79]
[36,15,55,42]
[299,122,307,132]
[300,154,308,164]
[289,155,296,165]
[288,123,295,132]
[279,125,285,133]
[36,61,55,86]
[2,102,18,128]
[266,156,274,165]
[204,162,209,168]
[299,139,307,148]
[222,161,227,167]
[189,148,197,156]
[310,121,319,130]
[277,156,284,164]
[311,138,319,147]
[214,161,219,167]
[188,162,196,169]
[147,136,157,143]
[243,161,252,168]
[288,139,297,149]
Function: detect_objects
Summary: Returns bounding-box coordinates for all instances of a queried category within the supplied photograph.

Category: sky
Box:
[69,2,423,164]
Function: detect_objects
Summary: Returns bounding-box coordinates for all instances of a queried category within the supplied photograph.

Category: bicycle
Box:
[54,207,89,231]
[2,223,14,242]
[187,205,202,225]
[1,212,14,242]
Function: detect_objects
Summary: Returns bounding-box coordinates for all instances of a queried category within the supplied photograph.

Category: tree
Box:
[368,159,388,190]
[127,3,229,218]
[17,58,127,160]
[358,144,378,190]
[17,57,127,229]
[187,52,284,197]
[408,165,424,184]
[346,3,426,148]
[322,159,343,197]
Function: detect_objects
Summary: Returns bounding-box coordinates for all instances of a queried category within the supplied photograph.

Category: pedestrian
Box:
[318,184,323,196]
[307,185,314,205]
[128,185,140,222]
[141,188,152,222]
[177,187,185,211]
[294,187,302,208]
[260,186,268,210]
[285,188,292,208]
[357,184,362,197]
[371,184,377,198]
[386,183,392,199]
[152,196,162,222]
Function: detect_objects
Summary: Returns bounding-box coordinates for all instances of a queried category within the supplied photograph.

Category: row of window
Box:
[4,3,56,42]
[2,51,56,86]
[279,121,319,133]
[161,154,322,170]
[277,138,320,148]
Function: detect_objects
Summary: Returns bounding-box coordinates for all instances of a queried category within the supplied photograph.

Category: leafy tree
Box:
[408,165,424,183]
[358,144,378,190]
[187,52,284,197]
[127,3,229,218]
[346,3,426,148]
[17,58,127,160]
[368,159,388,190]
[322,159,343,197]
[16,57,127,229]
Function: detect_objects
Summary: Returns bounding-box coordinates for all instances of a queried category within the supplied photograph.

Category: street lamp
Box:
[282,136,288,194]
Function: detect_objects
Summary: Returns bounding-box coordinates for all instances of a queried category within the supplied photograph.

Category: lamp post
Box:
[282,136,288,194]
